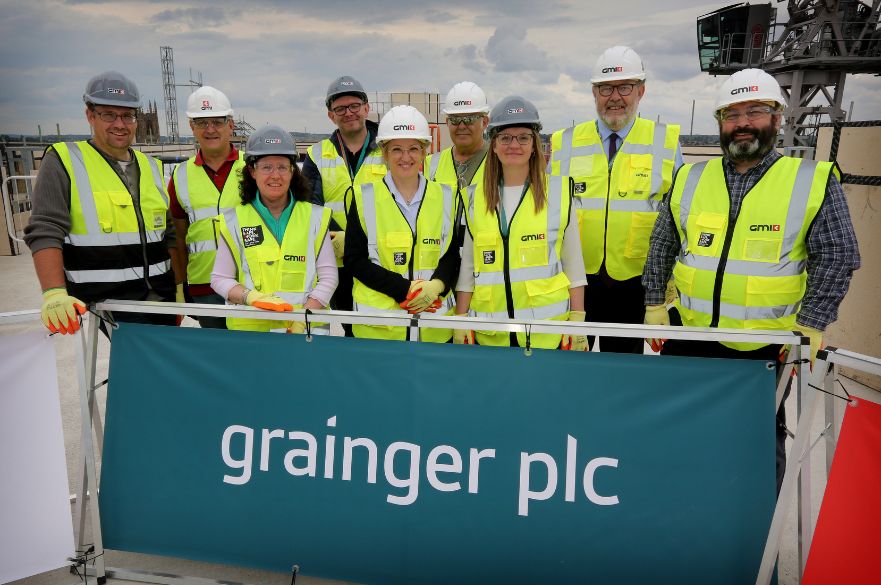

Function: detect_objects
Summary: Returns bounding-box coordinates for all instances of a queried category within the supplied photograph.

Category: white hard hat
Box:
[715,68,787,113]
[442,81,490,115]
[376,105,431,145]
[590,46,646,84]
[186,86,234,119]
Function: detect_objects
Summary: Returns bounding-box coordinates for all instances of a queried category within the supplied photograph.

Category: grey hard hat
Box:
[487,95,542,135]
[245,124,298,160]
[325,75,368,108]
[83,71,141,108]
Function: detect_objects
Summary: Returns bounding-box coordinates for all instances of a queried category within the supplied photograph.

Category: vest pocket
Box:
[279,266,306,292]
[624,212,657,259]
[690,212,726,255]
[620,154,652,195]
[672,262,696,297]
[524,272,570,306]
[742,238,782,263]
[471,283,494,312]
[418,247,440,269]
[517,241,548,267]
[474,232,499,267]
[384,231,411,267]
[745,274,804,310]
[101,189,136,233]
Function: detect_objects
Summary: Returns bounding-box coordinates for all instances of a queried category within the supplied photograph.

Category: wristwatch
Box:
[239,287,252,305]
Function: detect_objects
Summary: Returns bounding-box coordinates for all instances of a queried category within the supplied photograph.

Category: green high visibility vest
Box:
[53,141,173,302]
[425,147,486,190]
[548,117,679,280]
[351,179,457,343]
[217,200,331,332]
[172,151,245,285]
[669,156,831,350]
[463,175,572,349]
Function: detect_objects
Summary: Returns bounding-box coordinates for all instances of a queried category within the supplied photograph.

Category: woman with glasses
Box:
[454,96,588,350]
[344,105,460,342]
[211,124,338,332]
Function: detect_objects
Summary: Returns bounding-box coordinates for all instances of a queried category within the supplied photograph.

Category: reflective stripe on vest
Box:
[56,142,172,288]
[671,156,829,350]
[549,118,679,279]
[307,139,386,231]
[172,152,246,284]
[465,175,571,348]
[425,147,486,189]
[352,179,456,342]
[218,202,331,332]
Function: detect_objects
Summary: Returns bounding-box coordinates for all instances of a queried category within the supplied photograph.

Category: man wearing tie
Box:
[548,46,683,353]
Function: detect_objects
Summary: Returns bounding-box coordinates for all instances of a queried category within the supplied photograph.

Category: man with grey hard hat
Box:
[302,75,386,335]
[24,70,179,334]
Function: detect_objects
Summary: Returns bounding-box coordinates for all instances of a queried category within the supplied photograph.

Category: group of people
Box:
[25,45,861,491]
[27,45,860,359]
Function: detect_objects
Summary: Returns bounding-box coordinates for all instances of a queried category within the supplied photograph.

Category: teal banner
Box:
[100,323,776,585]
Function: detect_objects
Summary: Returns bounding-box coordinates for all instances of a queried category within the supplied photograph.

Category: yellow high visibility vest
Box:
[548,117,679,280]
[670,156,830,350]
[172,151,246,285]
[464,175,572,349]
[425,147,486,190]
[351,179,457,342]
[306,139,386,232]
[216,201,331,332]
[52,141,173,302]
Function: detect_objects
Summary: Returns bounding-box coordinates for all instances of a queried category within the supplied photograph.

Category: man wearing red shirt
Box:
[168,86,245,328]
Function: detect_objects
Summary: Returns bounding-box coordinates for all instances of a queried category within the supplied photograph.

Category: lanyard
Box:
[497,178,530,238]
[344,131,371,181]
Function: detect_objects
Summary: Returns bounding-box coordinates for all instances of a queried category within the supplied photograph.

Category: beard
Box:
[720,124,778,162]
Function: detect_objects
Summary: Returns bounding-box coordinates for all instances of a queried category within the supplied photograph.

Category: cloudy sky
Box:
[2,0,879,137]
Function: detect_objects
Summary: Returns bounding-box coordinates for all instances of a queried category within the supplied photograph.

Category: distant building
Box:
[137,101,161,144]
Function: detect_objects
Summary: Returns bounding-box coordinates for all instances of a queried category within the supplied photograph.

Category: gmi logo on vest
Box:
[521,233,546,242]
[602,66,624,74]
[422,238,441,245]
[284,254,306,262]
[731,85,760,95]
[749,224,781,232]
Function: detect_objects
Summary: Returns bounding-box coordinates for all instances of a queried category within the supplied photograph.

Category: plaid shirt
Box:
[642,149,861,330]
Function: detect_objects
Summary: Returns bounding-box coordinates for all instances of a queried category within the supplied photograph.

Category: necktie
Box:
[609,133,619,161]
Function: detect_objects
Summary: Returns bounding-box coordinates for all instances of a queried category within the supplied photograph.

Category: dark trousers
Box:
[331,265,354,337]
[190,292,228,330]
[585,273,645,354]
[662,308,788,495]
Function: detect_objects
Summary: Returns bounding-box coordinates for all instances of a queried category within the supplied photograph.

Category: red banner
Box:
[803,398,881,585]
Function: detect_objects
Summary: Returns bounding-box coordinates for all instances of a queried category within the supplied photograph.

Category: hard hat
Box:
[326,75,368,108]
[82,71,141,108]
[442,81,490,115]
[590,46,646,84]
[715,68,787,113]
[376,105,431,145]
[486,95,542,135]
[245,124,297,160]
[186,86,234,119]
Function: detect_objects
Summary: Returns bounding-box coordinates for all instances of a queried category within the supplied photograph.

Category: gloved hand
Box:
[404,279,445,313]
[644,304,670,353]
[664,279,678,306]
[40,288,87,334]
[799,325,824,364]
[287,320,306,334]
[453,328,474,344]
[330,231,345,260]
[245,290,293,312]
[175,283,185,303]
[561,310,589,351]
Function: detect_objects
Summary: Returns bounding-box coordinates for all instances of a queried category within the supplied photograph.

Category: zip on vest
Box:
[500,180,532,323]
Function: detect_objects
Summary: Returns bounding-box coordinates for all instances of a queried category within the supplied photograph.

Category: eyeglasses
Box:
[595,83,641,97]
[255,163,294,175]
[717,106,775,123]
[330,102,364,116]
[448,115,482,126]
[387,145,424,158]
[92,110,137,124]
[495,133,534,146]
[192,118,229,129]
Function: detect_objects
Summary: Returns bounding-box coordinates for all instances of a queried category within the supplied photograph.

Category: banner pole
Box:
[822,358,837,475]
[797,338,813,581]
[75,314,106,581]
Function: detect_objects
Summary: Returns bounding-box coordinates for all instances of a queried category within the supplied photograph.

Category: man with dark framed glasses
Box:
[25,71,179,334]
[303,75,386,335]
[642,68,860,493]
[548,45,682,354]
[167,86,244,329]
